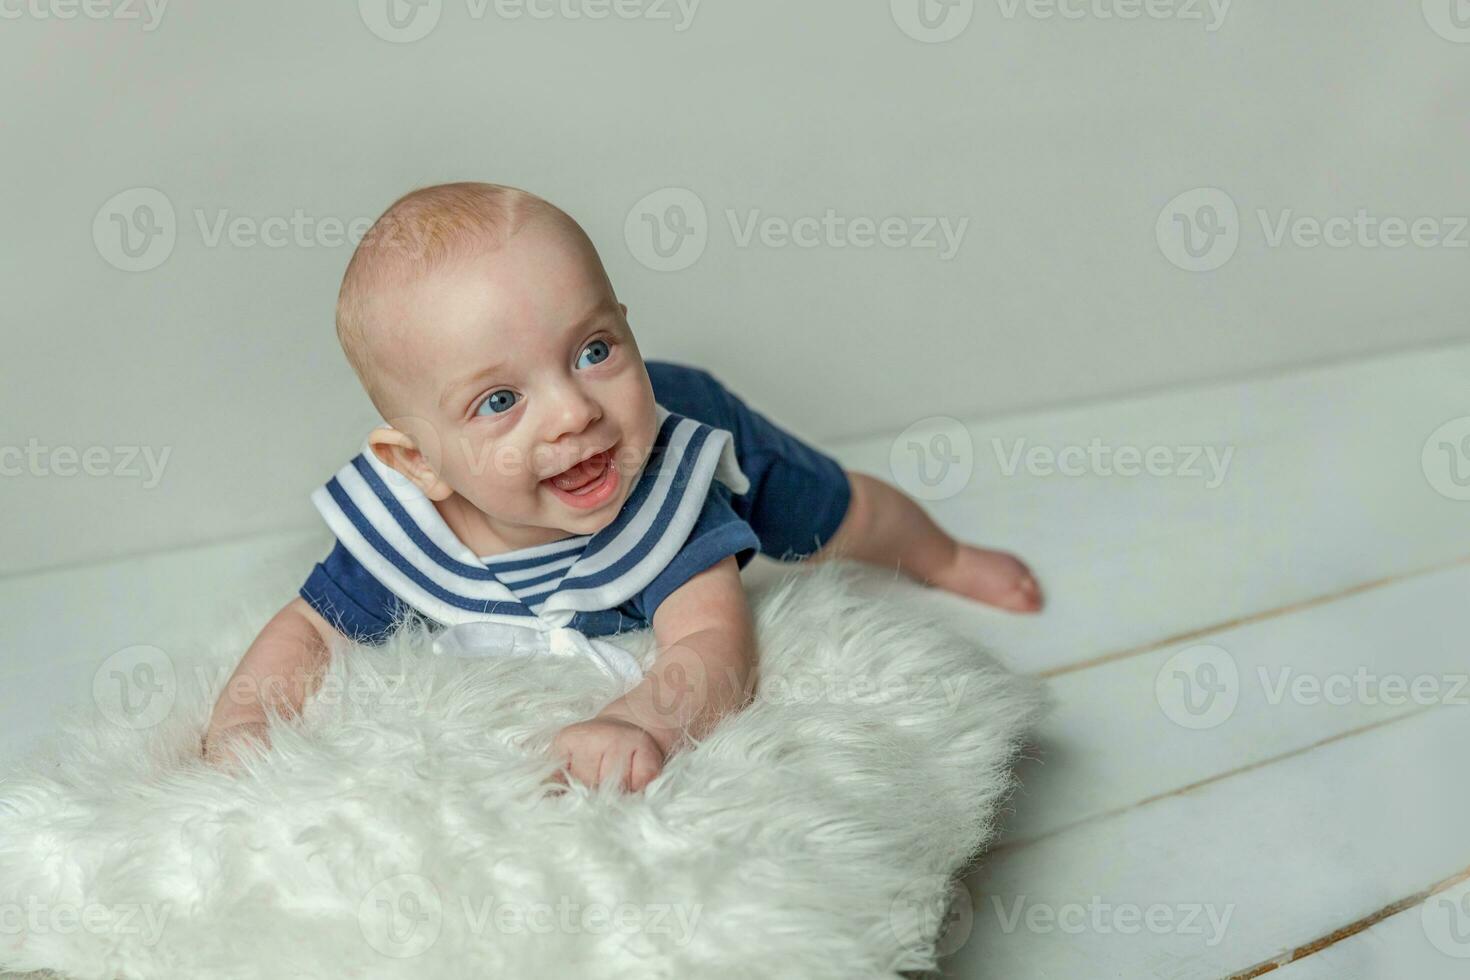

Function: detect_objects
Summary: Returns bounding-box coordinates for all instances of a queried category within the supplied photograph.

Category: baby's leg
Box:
[814,471,1042,613]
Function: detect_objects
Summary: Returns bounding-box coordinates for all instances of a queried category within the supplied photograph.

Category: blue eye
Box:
[475,389,518,416]
[576,339,611,369]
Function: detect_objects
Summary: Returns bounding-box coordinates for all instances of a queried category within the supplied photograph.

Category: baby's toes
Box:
[1002,571,1044,612]
[942,547,1044,614]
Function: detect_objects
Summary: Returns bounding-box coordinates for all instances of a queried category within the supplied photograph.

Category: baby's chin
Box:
[548,507,619,536]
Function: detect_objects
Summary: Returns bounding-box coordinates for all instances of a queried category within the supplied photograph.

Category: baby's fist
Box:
[551,717,665,792]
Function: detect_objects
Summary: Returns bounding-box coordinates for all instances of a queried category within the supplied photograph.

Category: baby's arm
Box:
[201,597,340,767]
[551,556,755,792]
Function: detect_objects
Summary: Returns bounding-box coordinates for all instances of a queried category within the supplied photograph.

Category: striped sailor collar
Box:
[310,404,749,630]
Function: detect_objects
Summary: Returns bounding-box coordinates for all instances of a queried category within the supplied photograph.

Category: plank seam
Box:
[988,706,1438,857]
[1035,554,1470,680]
[1221,865,1470,979]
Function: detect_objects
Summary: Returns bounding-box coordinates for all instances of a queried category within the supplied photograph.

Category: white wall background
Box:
[2,0,1468,577]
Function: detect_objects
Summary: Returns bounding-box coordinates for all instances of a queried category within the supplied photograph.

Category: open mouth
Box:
[541,447,620,511]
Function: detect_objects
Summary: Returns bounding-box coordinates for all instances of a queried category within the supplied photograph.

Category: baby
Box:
[201,182,1042,790]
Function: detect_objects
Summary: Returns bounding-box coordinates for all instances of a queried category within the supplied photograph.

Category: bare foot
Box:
[924,544,1044,613]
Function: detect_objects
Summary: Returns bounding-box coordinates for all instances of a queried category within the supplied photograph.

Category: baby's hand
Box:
[550,717,665,792]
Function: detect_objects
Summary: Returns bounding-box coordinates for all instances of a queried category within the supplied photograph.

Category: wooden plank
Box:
[940,707,1470,978]
[992,562,1470,846]
[0,530,323,765]
[826,343,1470,674]
[1258,874,1470,979]
[0,529,322,678]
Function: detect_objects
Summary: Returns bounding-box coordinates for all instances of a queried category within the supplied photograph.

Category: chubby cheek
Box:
[623,376,659,460]
[446,435,542,507]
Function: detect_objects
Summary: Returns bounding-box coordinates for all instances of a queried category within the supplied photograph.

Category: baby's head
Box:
[336,182,658,549]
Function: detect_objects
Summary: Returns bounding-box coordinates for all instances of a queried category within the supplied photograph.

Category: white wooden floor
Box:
[1,343,1466,978]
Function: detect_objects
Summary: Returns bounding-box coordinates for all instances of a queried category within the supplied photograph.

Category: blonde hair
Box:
[335,182,565,415]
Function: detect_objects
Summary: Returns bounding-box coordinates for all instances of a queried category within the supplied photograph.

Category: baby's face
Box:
[373,214,658,544]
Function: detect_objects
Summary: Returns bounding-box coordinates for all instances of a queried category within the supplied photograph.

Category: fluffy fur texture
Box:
[0,562,1044,979]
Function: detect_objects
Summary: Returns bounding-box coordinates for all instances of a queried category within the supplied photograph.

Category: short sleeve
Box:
[628,482,760,624]
[300,540,409,645]
[646,361,852,561]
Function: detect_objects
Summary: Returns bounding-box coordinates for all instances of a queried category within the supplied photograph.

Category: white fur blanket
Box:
[0,562,1044,979]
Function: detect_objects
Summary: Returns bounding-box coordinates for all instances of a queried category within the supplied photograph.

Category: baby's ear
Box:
[368,424,453,501]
